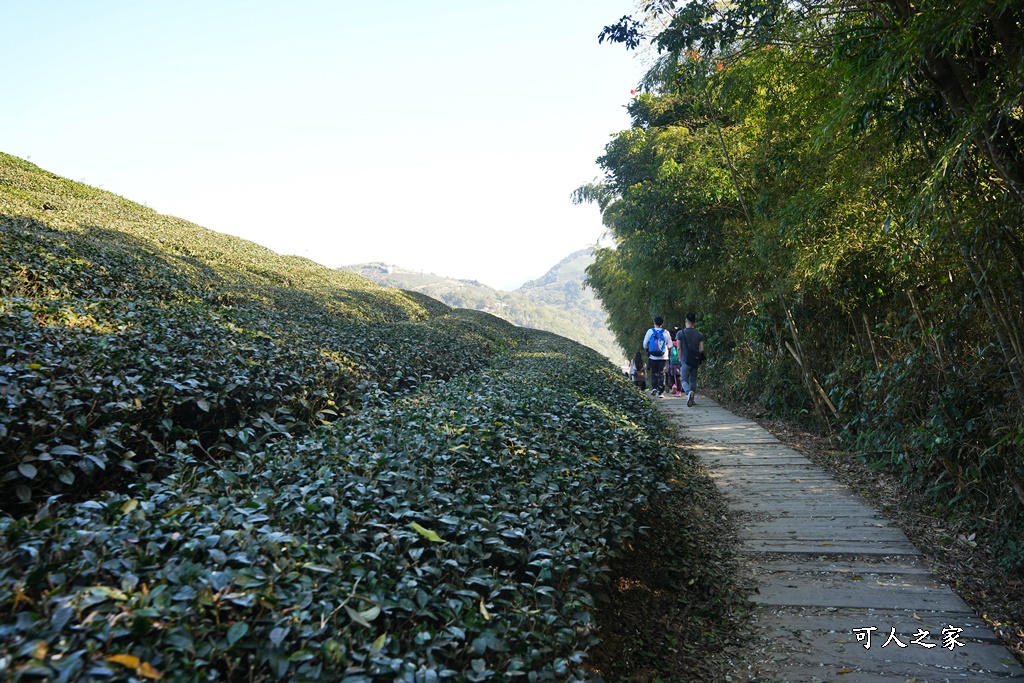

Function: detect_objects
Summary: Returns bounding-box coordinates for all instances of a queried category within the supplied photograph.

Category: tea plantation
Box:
[0,154,724,681]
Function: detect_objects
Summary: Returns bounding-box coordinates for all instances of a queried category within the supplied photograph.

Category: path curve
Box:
[657,395,1024,682]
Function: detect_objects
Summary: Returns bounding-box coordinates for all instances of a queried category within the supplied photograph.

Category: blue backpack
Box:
[647,328,666,355]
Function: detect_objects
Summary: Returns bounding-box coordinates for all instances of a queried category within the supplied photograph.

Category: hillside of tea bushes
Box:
[0,154,702,681]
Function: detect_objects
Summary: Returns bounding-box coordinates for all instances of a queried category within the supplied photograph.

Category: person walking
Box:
[677,312,705,406]
[629,350,647,391]
[667,330,683,395]
[643,317,673,397]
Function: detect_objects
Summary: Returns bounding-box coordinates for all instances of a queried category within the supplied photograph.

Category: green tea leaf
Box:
[227,622,248,646]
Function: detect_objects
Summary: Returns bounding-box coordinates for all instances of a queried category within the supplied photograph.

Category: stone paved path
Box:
[658,395,1024,683]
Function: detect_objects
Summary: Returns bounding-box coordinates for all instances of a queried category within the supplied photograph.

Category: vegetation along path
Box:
[658,396,1024,682]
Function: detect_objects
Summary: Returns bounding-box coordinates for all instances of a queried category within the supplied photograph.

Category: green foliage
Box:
[0,155,475,506]
[587,3,1024,570]
[0,153,689,679]
[0,332,669,681]
[0,295,491,506]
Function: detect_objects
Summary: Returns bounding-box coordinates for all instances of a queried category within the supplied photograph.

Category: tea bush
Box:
[1,154,680,680]
[0,299,497,505]
[0,330,668,682]
[0,153,484,506]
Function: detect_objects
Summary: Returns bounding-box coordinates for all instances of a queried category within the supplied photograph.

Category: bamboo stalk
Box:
[862,312,882,371]
[784,305,833,433]
[703,85,753,226]
[960,241,1023,392]
[914,119,1023,394]
[784,340,802,368]
[907,289,946,371]
[783,340,840,419]
[813,376,840,421]
[993,279,1024,363]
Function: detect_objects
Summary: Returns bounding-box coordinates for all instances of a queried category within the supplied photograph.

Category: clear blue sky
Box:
[1,1,646,290]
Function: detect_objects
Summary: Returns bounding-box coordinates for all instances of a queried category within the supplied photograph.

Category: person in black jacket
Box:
[676,312,705,406]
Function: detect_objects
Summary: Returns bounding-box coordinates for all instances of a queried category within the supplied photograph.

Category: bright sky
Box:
[1,1,646,290]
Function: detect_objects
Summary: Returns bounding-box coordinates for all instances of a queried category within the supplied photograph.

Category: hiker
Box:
[629,350,646,391]
[643,316,673,397]
[667,330,683,395]
[677,312,705,406]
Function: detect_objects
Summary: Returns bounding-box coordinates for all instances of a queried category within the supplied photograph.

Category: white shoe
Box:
[687,391,695,407]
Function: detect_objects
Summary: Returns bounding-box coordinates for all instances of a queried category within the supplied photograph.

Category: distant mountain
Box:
[341,250,623,362]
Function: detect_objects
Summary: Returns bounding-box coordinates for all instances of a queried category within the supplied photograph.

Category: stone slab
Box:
[692,450,811,459]
[689,443,804,451]
[758,607,1004,643]
[749,559,930,574]
[717,483,855,493]
[739,527,911,543]
[725,502,889,516]
[751,662,1024,683]
[714,470,847,481]
[754,628,1024,681]
[741,540,920,556]
[701,458,821,468]
[709,473,843,483]
[752,576,970,611]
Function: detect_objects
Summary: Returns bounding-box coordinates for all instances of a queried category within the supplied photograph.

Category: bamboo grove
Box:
[578,0,1024,570]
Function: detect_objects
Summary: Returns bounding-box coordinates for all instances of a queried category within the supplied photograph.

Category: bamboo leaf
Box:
[479,597,492,621]
[107,654,140,669]
[409,522,445,543]
[139,661,163,679]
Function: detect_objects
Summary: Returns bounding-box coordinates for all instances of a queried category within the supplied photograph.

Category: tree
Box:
[583,0,1024,569]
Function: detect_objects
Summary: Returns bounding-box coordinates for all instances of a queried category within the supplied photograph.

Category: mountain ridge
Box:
[341,250,623,362]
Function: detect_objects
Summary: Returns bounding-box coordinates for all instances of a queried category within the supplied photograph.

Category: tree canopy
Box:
[582,0,1024,571]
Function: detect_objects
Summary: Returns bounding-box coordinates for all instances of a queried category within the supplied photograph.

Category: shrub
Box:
[0,153,678,680]
[0,332,669,682]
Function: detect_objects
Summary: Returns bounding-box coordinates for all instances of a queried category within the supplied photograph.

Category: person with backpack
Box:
[677,312,706,406]
[642,316,673,397]
[667,333,683,396]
